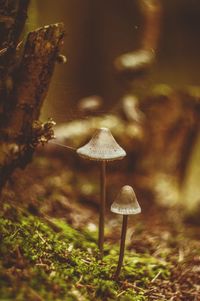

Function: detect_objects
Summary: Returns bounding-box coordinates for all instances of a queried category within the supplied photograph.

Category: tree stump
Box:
[0,0,65,191]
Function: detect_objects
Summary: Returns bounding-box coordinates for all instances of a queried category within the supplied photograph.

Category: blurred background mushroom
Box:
[77,95,103,117]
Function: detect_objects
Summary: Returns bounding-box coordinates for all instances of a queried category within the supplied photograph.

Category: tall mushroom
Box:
[111,185,141,279]
[77,127,126,258]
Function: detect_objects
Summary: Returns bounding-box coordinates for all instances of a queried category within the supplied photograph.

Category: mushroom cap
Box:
[114,49,154,74]
[76,127,126,161]
[78,95,103,113]
[111,185,141,215]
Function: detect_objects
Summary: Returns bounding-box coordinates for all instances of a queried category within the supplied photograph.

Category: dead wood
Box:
[7,23,64,141]
[0,1,65,192]
[0,0,30,120]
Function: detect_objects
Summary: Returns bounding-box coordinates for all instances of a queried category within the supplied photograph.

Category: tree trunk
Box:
[0,0,65,192]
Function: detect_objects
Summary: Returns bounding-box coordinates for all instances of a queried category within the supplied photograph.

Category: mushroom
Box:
[111,185,141,279]
[77,127,126,258]
[114,49,155,80]
[77,95,103,116]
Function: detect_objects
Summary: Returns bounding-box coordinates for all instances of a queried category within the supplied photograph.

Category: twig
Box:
[75,275,83,286]
[117,290,126,298]
[151,270,162,283]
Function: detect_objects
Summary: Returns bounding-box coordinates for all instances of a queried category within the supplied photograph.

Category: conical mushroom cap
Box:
[76,127,126,161]
[111,185,141,215]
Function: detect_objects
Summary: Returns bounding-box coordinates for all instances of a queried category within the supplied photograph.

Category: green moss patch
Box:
[0,208,170,301]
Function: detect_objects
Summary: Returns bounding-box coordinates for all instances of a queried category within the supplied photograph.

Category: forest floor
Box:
[0,150,200,301]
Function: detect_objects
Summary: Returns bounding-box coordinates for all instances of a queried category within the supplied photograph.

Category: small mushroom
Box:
[114,49,155,78]
[77,95,103,115]
[77,127,126,258]
[111,185,141,279]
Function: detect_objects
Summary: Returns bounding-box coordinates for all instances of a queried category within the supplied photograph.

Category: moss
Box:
[0,208,170,301]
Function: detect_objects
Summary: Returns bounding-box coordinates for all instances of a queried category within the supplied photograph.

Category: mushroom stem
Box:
[98,160,106,258]
[115,215,128,279]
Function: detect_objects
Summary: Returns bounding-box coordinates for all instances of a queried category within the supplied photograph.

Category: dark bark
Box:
[7,23,64,141]
[0,1,65,192]
[0,0,30,122]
